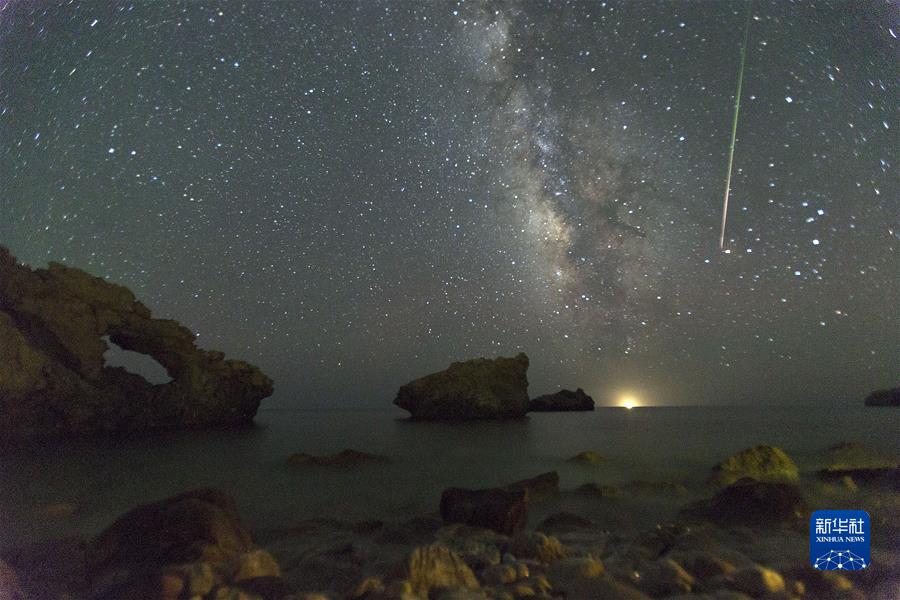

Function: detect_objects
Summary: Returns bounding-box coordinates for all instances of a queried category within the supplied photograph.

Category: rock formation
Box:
[709,444,799,486]
[86,488,287,599]
[394,353,529,420]
[0,246,273,439]
[864,386,900,406]
[680,479,808,528]
[529,387,595,412]
[439,486,529,535]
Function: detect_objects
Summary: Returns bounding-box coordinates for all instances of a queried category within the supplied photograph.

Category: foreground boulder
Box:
[529,387,595,412]
[0,247,273,439]
[864,386,900,406]
[394,353,529,420]
[87,488,287,599]
[680,479,808,528]
[710,444,799,486]
[507,471,560,501]
[440,487,529,535]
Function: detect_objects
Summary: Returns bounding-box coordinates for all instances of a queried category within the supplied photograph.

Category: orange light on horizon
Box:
[621,396,639,410]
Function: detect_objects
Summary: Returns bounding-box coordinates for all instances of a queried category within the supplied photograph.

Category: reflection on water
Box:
[1,405,897,548]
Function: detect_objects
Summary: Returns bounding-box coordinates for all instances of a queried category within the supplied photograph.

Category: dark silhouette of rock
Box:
[394,353,529,420]
[439,487,529,535]
[529,387,595,412]
[0,246,273,439]
[864,386,900,406]
[507,471,560,501]
[680,479,808,528]
[86,488,286,599]
[709,444,799,486]
[287,449,388,467]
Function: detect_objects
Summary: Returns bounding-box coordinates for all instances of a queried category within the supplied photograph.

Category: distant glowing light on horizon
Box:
[621,396,639,410]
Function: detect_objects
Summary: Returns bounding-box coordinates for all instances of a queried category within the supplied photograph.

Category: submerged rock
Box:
[440,487,529,536]
[567,450,604,465]
[709,445,799,486]
[680,479,807,528]
[864,386,900,406]
[0,247,273,439]
[528,388,595,412]
[823,441,897,470]
[394,353,530,420]
[287,449,388,468]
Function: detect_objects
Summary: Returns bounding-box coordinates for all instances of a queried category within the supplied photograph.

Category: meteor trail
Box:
[719,2,752,251]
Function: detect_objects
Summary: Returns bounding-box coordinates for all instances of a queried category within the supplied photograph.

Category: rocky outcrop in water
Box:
[864,386,900,406]
[440,487,529,536]
[0,246,273,439]
[709,444,799,486]
[394,353,530,420]
[528,387,595,412]
[680,479,808,528]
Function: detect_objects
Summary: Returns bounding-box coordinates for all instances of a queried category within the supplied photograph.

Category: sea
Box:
[2,405,897,551]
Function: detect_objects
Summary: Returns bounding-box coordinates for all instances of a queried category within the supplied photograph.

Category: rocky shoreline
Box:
[3,443,897,600]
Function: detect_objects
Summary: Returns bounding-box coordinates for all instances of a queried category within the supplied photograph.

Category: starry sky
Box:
[1,1,896,407]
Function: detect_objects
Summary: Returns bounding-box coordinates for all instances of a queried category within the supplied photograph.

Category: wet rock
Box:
[394,353,530,420]
[781,565,853,599]
[401,544,479,597]
[631,558,694,597]
[480,563,519,585]
[546,557,648,599]
[0,246,273,439]
[440,487,528,536]
[509,531,570,563]
[85,488,290,599]
[567,450,604,465]
[231,549,281,581]
[730,565,785,597]
[537,512,594,534]
[864,386,900,406]
[506,471,559,501]
[528,388,594,412]
[287,449,389,468]
[435,524,509,570]
[670,550,736,581]
[545,556,604,582]
[710,445,799,486]
[680,479,807,528]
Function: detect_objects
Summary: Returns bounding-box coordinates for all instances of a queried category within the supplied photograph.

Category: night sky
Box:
[1,1,896,407]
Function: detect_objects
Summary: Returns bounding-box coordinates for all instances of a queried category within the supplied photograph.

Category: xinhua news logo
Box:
[810,510,870,570]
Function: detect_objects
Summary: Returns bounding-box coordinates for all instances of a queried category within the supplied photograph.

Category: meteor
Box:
[719,2,753,251]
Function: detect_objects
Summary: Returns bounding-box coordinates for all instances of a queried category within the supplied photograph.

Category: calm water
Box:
[1,405,897,550]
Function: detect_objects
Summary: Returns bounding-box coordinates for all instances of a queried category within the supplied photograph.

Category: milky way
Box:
[0,1,896,406]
